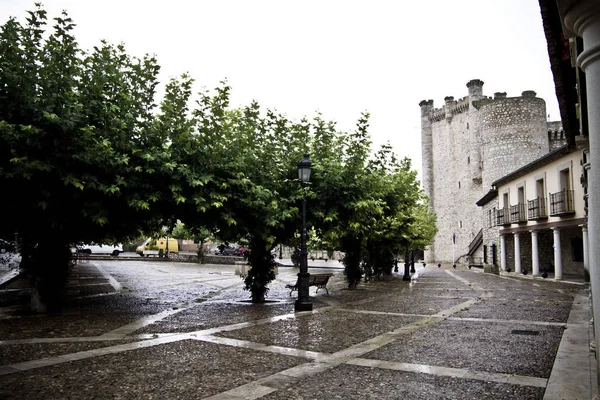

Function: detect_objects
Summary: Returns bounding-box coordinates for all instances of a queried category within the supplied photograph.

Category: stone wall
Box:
[505,235,514,270]
[538,230,555,273]
[517,233,533,272]
[560,226,585,276]
[478,92,548,187]
[481,199,500,266]
[424,96,485,263]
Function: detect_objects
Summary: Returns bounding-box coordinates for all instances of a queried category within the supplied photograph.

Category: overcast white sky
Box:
[1,1,559,180]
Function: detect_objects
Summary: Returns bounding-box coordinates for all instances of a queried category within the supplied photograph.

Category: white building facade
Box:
[478,145,588,279]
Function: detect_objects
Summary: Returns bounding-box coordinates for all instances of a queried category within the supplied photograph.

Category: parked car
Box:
[215,244,239,256]
[76,243,123,256]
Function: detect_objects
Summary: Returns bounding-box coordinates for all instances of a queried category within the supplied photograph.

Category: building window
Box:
[550,164,574,216]
[459,221,462,228]
[458,181,461,189]
[511,185,527,223]
[503,192,509,209]
[536,178,545,197]
[517,186,525,204]
[560,168,571,192]
[529,177,548,219]
[467,156,470,164]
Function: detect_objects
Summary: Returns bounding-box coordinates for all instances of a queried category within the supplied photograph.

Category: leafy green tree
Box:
[0,7,184,311]
[307,113,377,288]
[307,113,436,287]
[189,94,307,302]
[1,6,437,310]
[362,148,436,279]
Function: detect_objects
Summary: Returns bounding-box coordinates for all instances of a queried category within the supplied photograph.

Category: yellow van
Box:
[136,237,179,257]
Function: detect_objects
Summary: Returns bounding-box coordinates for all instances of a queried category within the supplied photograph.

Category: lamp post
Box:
[295,154,312,312]
[162,226,169,258]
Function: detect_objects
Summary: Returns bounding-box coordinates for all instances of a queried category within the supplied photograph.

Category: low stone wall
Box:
[165,253,245,264]
[201,255,244,265]
[166,253,200,263]
[234,261,278,276]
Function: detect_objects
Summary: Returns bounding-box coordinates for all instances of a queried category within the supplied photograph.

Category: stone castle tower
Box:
[420,79,564,264]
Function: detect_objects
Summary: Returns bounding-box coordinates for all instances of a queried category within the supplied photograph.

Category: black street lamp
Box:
[295,154,312,312]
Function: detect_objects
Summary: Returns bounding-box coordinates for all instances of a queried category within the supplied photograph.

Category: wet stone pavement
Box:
[0,260,595,399]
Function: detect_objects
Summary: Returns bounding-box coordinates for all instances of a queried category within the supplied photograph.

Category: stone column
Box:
[552,227,563,280]
[559,1,600,396]
[531,230,540,277]
[514,233,521,274]
[581,224,589,278]
[500,234,507,272]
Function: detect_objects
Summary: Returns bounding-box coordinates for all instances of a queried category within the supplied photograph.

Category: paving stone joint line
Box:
[0,263,593,400]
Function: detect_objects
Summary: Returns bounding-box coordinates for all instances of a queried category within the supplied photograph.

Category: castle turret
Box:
[467,79,484,110]
[479,90,548,186]
[444,96,454,121]
[420,99,435,207]
[420,99,435,263]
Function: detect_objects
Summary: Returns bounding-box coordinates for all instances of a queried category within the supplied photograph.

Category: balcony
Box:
[528,197,548,220]
[549,190,575,216]
[496,208,510,226]
[510,203,527,223]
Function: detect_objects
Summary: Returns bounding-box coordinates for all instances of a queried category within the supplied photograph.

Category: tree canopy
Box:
[0,5,436,310]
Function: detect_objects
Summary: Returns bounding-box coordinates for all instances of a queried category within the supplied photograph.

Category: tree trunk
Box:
[20,236,72,312]
[342,238,363,289]
[197,239,205,264]
[243,237,276,303]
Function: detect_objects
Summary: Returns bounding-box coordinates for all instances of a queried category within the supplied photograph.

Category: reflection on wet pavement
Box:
[0,261,594,399]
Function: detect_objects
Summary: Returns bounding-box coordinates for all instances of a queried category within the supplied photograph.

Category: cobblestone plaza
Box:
[0,260,594,399]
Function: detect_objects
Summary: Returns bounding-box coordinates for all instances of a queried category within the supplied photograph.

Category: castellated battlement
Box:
[420,82,541,123]
[427,96,472,122]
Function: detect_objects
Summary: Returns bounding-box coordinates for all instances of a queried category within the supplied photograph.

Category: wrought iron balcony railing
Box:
[528,197,547,220]
[510,203,527,223]
[549,190,575,216]
[496,208,510,226]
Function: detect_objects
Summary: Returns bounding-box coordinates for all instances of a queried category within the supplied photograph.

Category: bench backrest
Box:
[309,273,332,284]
